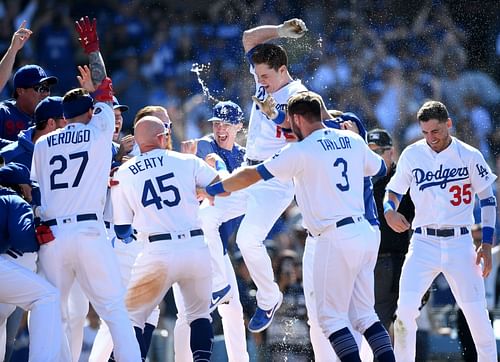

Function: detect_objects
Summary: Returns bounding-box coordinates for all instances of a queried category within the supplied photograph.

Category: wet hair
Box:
[287,91,322,122]
[417,101,449,123]
[250,43,288,71]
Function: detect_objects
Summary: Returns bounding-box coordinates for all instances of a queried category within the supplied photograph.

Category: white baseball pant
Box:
[0,254,70,361]
[0,252,37,360]
[304,235,375,362]
[394,231,497,362]
[38,218,141,362]
[89,234,160,362]
[173,253,249,362]
[313,219,380,339]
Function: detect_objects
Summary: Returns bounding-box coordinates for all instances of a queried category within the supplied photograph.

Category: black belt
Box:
[246,159,263,166]
[414,227,469,237]
[44,213,98,227]
[307,216,363,237]
[149,229,204,242]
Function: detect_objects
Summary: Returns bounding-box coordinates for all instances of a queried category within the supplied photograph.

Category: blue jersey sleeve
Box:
[0,193,37,253]
[196,137,215,160]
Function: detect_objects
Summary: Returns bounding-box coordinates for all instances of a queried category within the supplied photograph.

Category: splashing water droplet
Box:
[190,62,220,103]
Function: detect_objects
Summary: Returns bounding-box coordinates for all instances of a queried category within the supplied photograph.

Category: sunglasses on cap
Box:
[31,84,51,93]
[373,147,391,155]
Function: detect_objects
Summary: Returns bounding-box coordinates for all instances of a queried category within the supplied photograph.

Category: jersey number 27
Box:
[142,173,181,209]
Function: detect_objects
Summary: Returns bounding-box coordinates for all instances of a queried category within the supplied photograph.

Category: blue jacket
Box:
[0,99,33,141]
[0,187,38,254]
[0,126,36,169]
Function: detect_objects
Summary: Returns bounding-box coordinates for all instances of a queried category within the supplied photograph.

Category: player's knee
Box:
[235,223,268,249]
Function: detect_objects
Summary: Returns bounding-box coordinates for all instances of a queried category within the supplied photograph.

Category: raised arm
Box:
[0,21,32,92]
[242,18,307,53]
[75,16,113,105]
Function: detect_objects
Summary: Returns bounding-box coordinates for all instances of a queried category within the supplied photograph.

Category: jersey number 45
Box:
[142,173,181,209]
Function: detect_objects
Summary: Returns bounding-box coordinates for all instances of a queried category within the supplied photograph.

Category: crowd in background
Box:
[2,0,500,361]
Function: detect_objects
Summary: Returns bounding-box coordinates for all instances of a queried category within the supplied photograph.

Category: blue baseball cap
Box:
[34,96,64,124]
[13,64,58,89]
[208,101,244,125]
[113,96,129,112]
[0,162,31,185]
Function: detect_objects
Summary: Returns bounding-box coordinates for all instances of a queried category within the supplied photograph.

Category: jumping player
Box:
[384,100,497,361]
[205,91,395,362]
[237,17,308,333]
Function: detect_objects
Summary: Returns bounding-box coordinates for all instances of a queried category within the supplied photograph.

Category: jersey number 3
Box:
[449,184,472,206]
[142,173,181,209]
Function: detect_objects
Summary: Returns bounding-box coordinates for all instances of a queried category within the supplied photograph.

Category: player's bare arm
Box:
[383,190,411,232]
[475,243,492,278]
[210,166,262,195]
[243,18,307,53]
[0,20,32,92]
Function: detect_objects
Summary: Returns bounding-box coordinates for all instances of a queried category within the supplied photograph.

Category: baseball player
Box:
[111,116,216,362]
[175,100,248,362]
[30,16,141,362]
[226,18,309,333]
[303,108,381,361]
[384,100,498,361]
[0,162,70,361]
[88,106,172,362]
[205,91,396,362]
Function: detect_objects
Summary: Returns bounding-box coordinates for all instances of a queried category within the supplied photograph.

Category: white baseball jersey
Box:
[386,137,497,228]
[246,65,307,160]
[111,148,218,232]
[263,127,384,235]
[31,102,114,219]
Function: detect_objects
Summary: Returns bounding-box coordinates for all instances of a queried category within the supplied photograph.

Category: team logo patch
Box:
[93,107,102,115]
[476,164,489,178]
[413,164,469,191]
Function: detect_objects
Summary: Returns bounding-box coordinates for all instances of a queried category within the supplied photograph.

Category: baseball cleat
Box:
[248,292,283,333]
[209,284,232,312]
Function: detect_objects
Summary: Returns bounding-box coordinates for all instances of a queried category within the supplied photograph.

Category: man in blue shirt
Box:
[0,65,57,145]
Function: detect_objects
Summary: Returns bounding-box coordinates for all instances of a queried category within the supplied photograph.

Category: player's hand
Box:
[76,65,95,92]
[108,166,119,187]
[204,153,223,169]
[384,210,410,232]
[10,20,32,52]
[75,16,99,54]
[252,95,278,120]
[340,120,360,135]
[181,139,198,154]
[277,18,308,39]
[476,243,492,278]
[117,135,135,159]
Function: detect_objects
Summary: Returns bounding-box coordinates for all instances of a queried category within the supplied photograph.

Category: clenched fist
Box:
[277,18,308,39]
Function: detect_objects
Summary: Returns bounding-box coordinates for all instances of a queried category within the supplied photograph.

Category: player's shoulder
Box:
[452,137,480,155]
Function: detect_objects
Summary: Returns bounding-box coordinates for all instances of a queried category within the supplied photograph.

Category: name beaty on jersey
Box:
[47,129,91,147]
[128,156,164,175]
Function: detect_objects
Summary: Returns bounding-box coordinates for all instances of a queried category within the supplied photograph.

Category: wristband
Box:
[215,160,227,172]
[482,226,494,245]
[383,200,396,214]
[206,182,226,196]
[272,110,286,125]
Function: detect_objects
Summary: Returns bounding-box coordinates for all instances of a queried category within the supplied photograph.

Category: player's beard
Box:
[291,118,303,141]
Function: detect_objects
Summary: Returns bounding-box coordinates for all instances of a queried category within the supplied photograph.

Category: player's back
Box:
[113,148,217,233]
[292,128,382,228]
[31,104,113,219]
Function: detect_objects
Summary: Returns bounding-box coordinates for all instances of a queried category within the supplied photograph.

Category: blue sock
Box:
[363,322,395,362]
[328,327,361,362]
[142,323,155,357]
[134,326,147,359]
[190,318,213,361]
